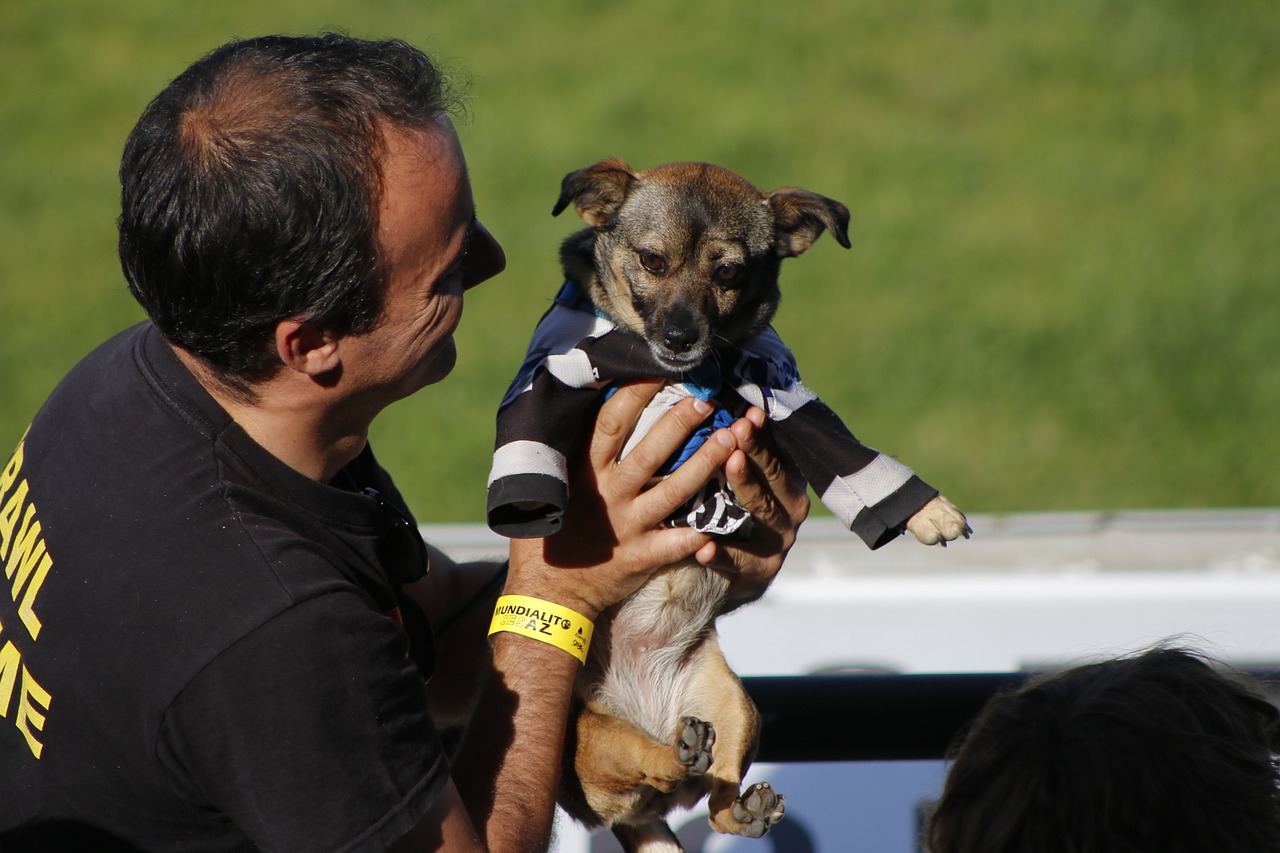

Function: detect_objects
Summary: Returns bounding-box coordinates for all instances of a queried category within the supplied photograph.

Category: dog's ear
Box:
[552,157,638,228]
[767,188,851,257]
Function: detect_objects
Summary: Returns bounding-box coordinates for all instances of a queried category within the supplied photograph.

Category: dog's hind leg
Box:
[686,635,787,838]
[571,700,715,827]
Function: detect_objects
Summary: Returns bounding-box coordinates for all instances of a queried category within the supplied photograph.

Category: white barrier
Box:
[422,508,1280,851]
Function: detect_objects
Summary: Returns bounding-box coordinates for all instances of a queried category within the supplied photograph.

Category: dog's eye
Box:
[638,251,667,275]
[714,263,742,285]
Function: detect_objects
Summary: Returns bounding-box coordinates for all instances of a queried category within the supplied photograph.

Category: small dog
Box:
[489,158,970,852]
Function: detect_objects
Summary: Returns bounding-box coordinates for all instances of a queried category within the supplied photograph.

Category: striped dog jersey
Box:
[486,281,938,548]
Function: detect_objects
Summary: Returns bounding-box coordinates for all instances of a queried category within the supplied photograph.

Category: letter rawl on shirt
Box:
[0,437,55,759]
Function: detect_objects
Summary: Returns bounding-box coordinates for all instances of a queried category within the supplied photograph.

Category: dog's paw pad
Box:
[676,716,715,775]
[731,782,785,837]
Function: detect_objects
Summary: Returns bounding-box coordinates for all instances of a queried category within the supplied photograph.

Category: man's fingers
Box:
[727,414,808,525]
[608,396,717,495]
[644,527,716,571]
[589,380,664,470]
[738,420,793,497]
[635,425,736,525]
[723,449,769,520]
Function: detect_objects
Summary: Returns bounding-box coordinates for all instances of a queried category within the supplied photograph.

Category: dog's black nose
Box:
[661,320,699,354]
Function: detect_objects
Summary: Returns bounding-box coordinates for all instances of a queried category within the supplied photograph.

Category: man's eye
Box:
[638,250,667,275]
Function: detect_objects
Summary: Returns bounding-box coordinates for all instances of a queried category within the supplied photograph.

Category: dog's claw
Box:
[731,782,785,837]
[676,716,715,775]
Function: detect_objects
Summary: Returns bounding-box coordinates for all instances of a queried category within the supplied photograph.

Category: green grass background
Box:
[3,0,1277,523]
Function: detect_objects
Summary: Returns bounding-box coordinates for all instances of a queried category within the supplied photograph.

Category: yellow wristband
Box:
[488,595,594,664]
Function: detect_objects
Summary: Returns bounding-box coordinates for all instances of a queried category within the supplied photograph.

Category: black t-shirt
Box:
[0,323,448,852]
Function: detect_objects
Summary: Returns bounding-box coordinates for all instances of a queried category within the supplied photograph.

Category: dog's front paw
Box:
[906,495,972,547]
[676,716,715,775]
[730,782,785,838]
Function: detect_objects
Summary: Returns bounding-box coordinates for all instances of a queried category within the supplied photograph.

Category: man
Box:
[0,34,806,852]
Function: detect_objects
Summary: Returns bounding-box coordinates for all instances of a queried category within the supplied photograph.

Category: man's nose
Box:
[463,220,506,290]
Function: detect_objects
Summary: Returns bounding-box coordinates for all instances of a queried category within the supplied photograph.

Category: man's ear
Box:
[274,320,341,377]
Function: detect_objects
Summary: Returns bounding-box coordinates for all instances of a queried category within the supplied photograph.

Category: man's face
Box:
[343,118,505,405]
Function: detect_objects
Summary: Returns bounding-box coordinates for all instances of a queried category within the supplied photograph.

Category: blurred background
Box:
[3,0,1278,523]
[5,5,1279,850]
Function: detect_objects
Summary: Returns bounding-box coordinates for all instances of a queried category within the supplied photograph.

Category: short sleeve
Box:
[157,592,449,853]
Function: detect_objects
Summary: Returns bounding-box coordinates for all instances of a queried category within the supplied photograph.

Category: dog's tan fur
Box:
[551,158,969,852]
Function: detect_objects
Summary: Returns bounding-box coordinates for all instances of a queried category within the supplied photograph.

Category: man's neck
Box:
[173,346,369,483]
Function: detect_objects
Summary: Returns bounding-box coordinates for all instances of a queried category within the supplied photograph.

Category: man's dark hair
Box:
[926,646,1280,852]
[118,33,466,390]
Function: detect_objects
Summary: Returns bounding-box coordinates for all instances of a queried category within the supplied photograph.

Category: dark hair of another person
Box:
[118,34,466,393]
[926,647,1280,853]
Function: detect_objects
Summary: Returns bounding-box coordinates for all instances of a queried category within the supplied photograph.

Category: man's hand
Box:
[695,407,810,608]
[506,380,739,620]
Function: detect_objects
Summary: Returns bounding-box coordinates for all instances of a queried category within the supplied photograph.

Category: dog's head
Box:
[553,158,850,371]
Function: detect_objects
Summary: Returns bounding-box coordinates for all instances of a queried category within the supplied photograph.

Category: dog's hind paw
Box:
[730,782,786,838]
[906,495,972,546]
[676,716,715,775]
